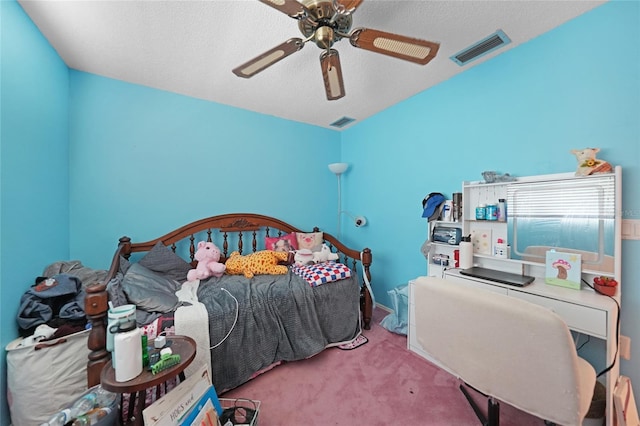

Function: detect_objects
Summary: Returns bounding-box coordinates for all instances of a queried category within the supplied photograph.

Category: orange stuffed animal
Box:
[224,250,290,279]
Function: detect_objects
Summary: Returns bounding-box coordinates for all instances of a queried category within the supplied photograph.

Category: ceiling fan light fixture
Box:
[315,26,335,49]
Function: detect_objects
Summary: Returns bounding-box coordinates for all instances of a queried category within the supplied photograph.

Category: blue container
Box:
[475,205,486,220]
[486,204,498,221]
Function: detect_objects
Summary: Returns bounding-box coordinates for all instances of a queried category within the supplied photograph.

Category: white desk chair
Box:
[414,276,596,426]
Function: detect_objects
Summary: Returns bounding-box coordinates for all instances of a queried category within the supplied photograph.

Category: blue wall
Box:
[341,0,639,396]
[2,0,639,423]
[68,72,342,269]
[0,1,70,423]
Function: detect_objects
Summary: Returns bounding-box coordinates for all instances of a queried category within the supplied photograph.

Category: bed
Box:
[84,213,373,392]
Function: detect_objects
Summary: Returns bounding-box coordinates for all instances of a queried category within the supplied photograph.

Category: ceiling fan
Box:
[232,0,440,101]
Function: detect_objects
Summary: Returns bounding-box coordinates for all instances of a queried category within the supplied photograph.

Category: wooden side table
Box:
[100,335,196,426]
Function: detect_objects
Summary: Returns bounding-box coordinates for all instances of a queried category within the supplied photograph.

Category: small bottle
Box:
[452,192,463,222]
[497,199,507,222]
[142,334,149,368]
[486,204,498,221]
[475,204,486,220]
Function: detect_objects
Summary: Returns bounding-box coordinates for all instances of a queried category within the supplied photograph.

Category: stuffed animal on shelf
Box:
[225,250,290,279]
[187,241,226,281]
[294,249,315,266]
[571,148,613,176]
[481,171,516,183]
[312,244,339,263]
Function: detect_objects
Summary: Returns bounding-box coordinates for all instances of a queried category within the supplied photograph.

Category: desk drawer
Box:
[509,291,607,338]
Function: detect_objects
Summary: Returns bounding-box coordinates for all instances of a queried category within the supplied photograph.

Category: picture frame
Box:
[545,250,582,290]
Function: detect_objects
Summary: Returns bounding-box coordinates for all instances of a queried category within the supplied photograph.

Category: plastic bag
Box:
[380,284,408,335]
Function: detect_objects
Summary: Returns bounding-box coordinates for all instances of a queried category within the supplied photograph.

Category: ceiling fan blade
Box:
[258,0,308,19]
[233,38,305,78]
[349,28,440,65]
[333,0,364,15]
[320,49,345,101]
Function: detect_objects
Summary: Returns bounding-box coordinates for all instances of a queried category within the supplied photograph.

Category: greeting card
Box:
[545,250,582,290]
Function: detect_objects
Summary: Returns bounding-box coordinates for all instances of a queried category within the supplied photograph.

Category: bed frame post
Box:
[85,282,110,387]
[361,248,373,329]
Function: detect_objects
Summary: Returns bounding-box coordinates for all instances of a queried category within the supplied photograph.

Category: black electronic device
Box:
[460,267,534,287]
[432,226,462,245]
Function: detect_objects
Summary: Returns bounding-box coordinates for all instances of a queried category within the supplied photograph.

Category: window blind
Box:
[507,175,615,219]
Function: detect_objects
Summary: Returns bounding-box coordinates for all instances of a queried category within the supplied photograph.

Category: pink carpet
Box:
[222,309,546,425]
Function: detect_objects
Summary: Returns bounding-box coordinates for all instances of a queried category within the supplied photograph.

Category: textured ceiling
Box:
[18,0,606,130]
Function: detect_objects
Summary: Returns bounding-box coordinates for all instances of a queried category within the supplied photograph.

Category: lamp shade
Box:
[328,162,349,175]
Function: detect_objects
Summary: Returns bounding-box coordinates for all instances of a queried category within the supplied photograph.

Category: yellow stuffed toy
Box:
[225,250,290,279]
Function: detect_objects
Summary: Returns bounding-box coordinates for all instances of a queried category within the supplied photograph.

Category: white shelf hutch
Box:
[410,167,622,426]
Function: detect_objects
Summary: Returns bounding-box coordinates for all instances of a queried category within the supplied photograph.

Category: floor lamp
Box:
[328,162,349,239]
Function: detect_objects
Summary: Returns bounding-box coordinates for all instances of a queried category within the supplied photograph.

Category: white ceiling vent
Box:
[330,116,356,128]
[450,30,511,66]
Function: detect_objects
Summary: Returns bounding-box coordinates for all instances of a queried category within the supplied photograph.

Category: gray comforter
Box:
[197,271,361,392]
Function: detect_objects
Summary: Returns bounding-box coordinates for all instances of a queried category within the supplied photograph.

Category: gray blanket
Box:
[197,271,361,392]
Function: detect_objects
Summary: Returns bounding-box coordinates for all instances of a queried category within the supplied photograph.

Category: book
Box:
[142,364,212,426]
[179,385,223,426]
[187,399,218,426]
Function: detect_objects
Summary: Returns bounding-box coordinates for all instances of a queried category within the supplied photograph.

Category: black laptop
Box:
[459,267,535,287]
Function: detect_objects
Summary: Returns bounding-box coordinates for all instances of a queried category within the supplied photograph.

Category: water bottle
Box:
[71,416,91,426]
[497,198,507,222]
[41,387,116,426]
[111,321,143,382]
[69,393,98,418]
[93,386,117,408]
[71,407,113,425]
[40,409,72,426]
[459,235,473,269]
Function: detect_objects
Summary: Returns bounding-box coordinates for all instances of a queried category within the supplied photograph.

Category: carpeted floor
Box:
[222,308,546,425]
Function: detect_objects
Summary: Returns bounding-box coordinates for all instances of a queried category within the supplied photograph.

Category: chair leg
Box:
[459,383,500,426]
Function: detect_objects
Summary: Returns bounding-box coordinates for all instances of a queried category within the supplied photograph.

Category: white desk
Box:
[408,271,620,426]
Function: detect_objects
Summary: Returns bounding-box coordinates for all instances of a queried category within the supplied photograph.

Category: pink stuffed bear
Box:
[187,241,226,281]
